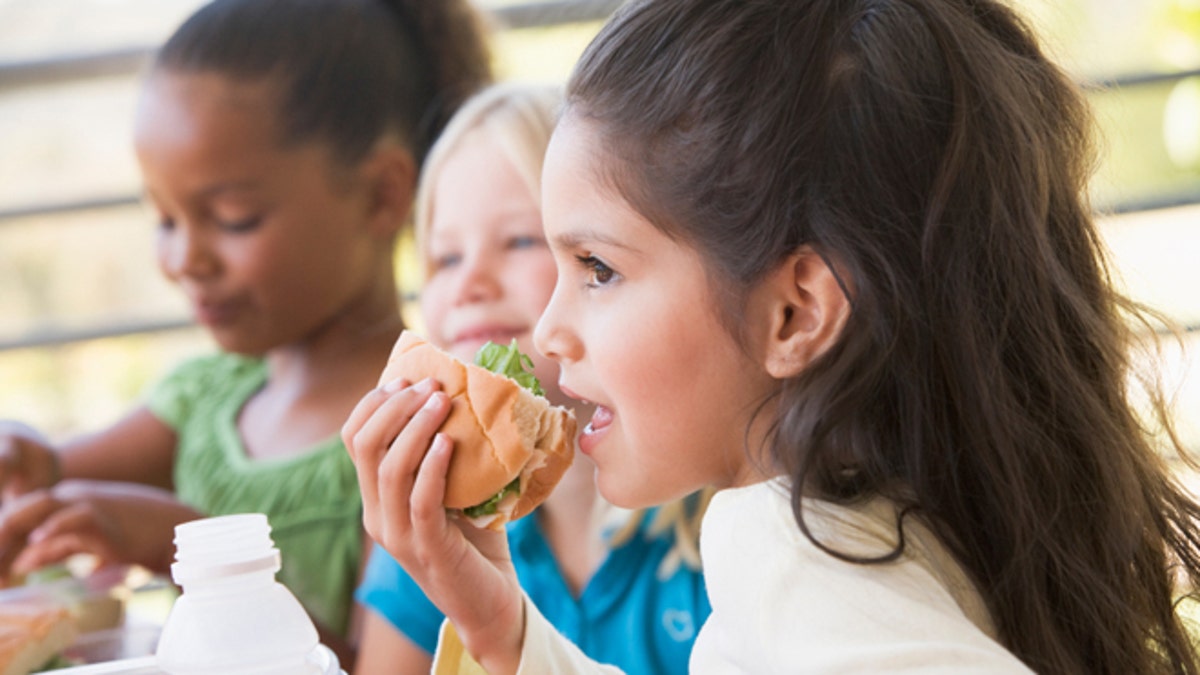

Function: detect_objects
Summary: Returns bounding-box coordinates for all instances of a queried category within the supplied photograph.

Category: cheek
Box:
[515,261,557,317]
[239,234,335,318]
[235,237,289,286]
[595,320,669,408]
[612,316,723,438]
[418,277,453,337]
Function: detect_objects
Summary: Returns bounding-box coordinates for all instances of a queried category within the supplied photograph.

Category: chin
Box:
[596,476,660,511]
[211,334,269,357]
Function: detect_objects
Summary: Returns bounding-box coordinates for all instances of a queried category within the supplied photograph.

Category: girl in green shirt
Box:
[0,0,491,666]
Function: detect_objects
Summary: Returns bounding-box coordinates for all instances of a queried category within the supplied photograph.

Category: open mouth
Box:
[583,405,613,435]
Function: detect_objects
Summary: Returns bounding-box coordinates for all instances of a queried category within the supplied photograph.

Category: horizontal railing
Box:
[3,26,1191,93]
[0,0,622,90]
[0,194,141,223]
[1083,66,1200,91]
[0,317,194,353]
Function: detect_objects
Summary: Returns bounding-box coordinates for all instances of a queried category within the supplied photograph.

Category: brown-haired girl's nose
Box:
[534,282,577,365]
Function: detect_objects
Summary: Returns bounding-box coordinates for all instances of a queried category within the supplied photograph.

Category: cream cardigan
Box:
[435,479,1033,674]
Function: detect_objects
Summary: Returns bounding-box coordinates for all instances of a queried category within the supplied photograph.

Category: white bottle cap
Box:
[170,513,281,585]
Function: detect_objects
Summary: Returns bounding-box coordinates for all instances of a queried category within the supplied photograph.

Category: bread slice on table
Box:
[0,598,76,675]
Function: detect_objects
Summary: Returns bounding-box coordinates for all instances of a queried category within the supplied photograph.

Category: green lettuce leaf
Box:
[459,340,544,518]
[473,339,544,397]
[461,477,521,518]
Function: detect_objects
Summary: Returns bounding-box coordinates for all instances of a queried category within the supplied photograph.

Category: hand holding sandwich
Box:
[344,378,524,674]
[343,332,575,674]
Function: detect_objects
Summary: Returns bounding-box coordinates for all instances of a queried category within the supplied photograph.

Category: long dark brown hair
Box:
[566,0,1200,672]
[153,0,493,167]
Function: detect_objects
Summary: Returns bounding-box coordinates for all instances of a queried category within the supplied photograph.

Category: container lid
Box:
[169,514,281,585]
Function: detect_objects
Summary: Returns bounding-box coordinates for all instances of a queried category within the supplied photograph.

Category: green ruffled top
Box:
[147,353,363,637]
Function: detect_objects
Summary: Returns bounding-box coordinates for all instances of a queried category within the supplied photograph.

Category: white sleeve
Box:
[517,596,626,675]
[432,594,625,675]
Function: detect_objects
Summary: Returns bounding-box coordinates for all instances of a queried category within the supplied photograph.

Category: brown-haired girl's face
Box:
[534,118,778,507]
[133,71,384,355]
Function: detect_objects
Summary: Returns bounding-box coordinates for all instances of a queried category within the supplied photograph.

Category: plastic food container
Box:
[0,562,173,671]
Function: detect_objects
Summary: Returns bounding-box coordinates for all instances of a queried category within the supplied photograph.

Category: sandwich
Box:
[0,597,76,675]
[378,331,575,530]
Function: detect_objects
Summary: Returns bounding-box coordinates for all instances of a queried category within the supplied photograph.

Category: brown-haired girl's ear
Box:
[361,144,417,239]
[760,246,850,379]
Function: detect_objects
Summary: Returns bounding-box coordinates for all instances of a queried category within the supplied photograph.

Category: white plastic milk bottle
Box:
[155,513,344,675]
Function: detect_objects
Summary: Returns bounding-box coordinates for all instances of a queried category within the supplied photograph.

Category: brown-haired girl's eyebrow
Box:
[552,228,637,254]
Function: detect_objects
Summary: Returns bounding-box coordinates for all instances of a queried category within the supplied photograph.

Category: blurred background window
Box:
[0,0,1196,456]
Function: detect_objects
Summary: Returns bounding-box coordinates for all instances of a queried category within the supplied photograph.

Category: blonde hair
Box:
[609,487,714,579]
[415,81,711,577]
[414,81,562,277]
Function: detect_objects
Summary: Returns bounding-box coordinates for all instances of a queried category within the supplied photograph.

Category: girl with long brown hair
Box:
[344,0,1200,672]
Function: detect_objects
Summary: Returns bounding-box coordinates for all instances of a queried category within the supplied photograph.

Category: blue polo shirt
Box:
[357,511,710,675]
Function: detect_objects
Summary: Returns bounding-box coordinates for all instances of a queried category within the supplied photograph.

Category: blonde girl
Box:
[352,82,710,675]
[0,0,491,666]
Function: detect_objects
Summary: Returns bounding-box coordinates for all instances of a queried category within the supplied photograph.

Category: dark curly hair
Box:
[153,0,493,166]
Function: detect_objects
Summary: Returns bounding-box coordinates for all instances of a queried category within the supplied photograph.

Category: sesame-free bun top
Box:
[378,331,575,524]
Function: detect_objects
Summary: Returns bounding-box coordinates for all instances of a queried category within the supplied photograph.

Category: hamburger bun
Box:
[379,331,575,530]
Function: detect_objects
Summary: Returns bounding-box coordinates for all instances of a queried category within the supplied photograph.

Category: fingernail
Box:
[423,391,445,410]
[413,377,436,394]
[432,433,452,454]
[382,378,406,393]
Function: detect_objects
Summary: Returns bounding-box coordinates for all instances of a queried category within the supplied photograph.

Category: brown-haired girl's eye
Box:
[575,254,618,287]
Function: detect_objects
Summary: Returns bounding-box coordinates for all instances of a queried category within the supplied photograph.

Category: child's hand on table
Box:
[0,480,201,582]
[0,421,60,503]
